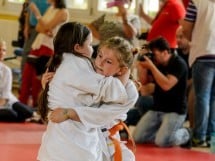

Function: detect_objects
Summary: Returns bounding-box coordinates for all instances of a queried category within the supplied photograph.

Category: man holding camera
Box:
[132,37,191,148]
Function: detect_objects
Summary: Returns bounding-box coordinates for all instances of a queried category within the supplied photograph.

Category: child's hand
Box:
[117,68,130,86]
[41,69,55,89]
[133,80,142,91]
[49,108,69,123]
[0,98,7,106]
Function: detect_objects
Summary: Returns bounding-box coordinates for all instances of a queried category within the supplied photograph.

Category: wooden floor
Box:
[0,122,215,161]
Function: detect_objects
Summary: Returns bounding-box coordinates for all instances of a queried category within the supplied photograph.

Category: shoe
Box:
[206,136,211,147]
[180,127,192,149]
[192,138,207,147]
[25,112,44,124]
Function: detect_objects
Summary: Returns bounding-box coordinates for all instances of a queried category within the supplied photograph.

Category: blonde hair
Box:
[99,36,134,68]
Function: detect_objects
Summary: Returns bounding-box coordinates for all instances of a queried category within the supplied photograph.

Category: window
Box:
[65,0,88,10]
[7,0,24,3]
[142,0,159,17]
[0,0,23,14]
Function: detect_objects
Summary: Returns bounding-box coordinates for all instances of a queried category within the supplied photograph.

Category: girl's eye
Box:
[98,54,102,58]
[106,60,112,64]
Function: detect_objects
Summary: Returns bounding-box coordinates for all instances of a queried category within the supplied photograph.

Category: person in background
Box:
[12,0,29,48]
[138,0,185,50]
[130,0,186,126]
[89,0,141,58]
[37,22,138,161]
[182,0,215,147]
[132,37,191,148]
[19,0,69,108]
[124,26,192,127]
[176,26,190,69]
[18,0,49,107]
[0,39,39,123]
[176,26,195,128]
[21,0,49,71]
[182,0,190,8]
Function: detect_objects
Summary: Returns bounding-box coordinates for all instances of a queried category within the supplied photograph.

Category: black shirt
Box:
[152,54,188,114]
[177,48,192,79]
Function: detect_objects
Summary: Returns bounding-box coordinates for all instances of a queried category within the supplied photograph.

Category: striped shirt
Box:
[184,0,197,22]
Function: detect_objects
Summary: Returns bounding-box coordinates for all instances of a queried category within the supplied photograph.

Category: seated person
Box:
[0,39,39,123]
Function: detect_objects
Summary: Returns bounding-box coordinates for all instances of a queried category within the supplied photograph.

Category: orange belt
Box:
[108,121,136,161]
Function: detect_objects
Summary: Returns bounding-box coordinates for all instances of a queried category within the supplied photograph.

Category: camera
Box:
[137,52,154,61]
[137,44,154,61]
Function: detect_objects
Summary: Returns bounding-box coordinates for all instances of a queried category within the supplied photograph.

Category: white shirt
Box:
[0,62,17,108]
[189,0,215,66]
[32,6,69,50]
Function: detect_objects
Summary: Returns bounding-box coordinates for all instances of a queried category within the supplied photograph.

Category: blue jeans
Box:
[192,60,215,141]
[133,110,189,147]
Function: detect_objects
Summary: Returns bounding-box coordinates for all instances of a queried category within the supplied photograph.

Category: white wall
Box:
[0,18,20,68]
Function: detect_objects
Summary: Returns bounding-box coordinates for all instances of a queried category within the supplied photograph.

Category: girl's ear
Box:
[74,43,81,52]
[117,66,128,76]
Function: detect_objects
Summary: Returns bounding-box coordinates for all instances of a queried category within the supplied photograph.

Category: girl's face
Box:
[0,43,6,61]
[75,33,93,58]
[94,46,122,77]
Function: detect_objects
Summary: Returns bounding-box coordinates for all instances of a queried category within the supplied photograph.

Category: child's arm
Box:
[65,65,129,106]
[43,58,129,106]
[49,108,80,123]
[49,80,138,128]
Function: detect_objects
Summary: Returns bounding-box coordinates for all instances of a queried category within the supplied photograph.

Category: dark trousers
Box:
[125,95,153,126]
[0,102,33,122]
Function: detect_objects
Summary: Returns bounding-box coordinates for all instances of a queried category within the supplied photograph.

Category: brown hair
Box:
[38,22,91,122]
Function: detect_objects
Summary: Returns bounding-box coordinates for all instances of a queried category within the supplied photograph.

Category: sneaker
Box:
[206,136,211,147]
[25,112,44,124]
[192,138,208,147]
[180,127,192,149]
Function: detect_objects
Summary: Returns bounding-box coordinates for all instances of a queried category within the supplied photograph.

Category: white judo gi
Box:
[37,53,138,161]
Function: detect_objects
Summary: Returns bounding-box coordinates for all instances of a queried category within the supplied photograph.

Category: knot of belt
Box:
[108,120,136,161]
